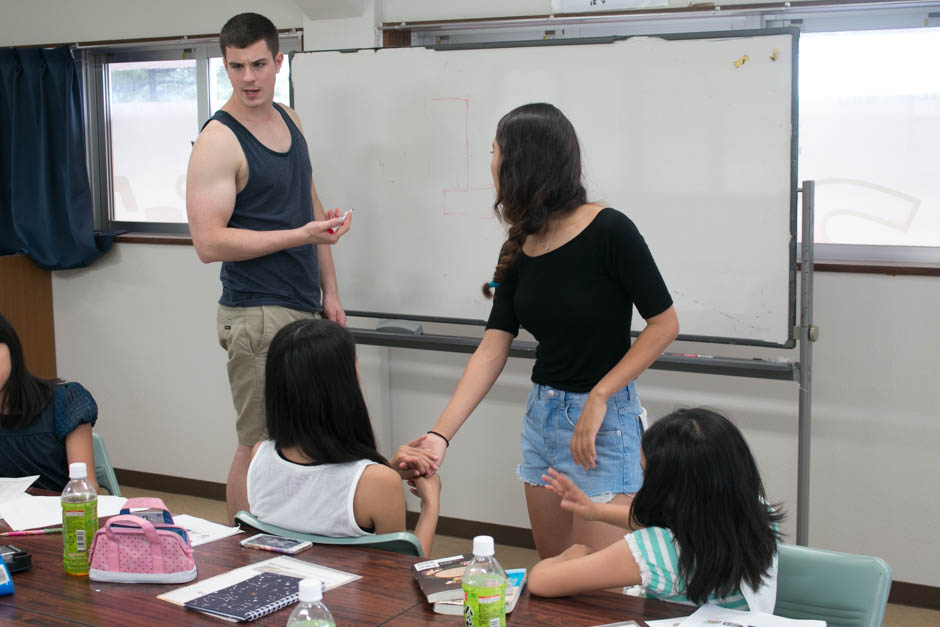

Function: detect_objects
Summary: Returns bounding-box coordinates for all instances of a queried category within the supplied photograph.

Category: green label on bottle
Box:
[62,499,97,575]
[462,579,506,627]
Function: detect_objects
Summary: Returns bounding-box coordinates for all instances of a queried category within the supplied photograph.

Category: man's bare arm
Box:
[186,121,348,264]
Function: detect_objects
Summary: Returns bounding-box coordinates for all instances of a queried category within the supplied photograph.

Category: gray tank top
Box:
[206,103,321,312]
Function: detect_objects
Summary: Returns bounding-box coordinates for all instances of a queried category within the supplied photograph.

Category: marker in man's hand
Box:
[328,209,352,234]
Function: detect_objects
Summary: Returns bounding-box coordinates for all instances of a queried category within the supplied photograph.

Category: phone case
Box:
[239,533,312,555]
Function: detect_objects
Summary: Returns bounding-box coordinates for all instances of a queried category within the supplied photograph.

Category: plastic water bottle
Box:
[61,462,97,575]
[286,578,335,626]
[462,535,507,627]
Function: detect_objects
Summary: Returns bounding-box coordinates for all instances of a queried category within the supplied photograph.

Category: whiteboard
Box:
[292,31,797,346]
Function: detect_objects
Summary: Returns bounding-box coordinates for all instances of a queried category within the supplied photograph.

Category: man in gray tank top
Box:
[186,12,351,519]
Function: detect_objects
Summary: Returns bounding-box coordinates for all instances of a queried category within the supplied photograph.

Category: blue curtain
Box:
[0,46,114,270]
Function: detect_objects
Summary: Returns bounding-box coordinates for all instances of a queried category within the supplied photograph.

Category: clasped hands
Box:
[390,434,444,480]
[389,434,444,501]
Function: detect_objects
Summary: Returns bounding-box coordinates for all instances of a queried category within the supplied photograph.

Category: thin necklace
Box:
[541,218,557,251]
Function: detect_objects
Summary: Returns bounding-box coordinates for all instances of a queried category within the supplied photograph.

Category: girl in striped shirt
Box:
[528,407,783,610]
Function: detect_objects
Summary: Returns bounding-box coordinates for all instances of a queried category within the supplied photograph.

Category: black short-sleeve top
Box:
[486,208,673,392]
[0,382,98,491]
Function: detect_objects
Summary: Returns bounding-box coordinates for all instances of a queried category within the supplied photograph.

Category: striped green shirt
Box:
[625,526,752,609]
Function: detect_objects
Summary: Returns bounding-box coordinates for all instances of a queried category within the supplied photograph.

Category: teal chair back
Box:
[91,432,121,497]
[234,511,424,557]
[775,543,892,627]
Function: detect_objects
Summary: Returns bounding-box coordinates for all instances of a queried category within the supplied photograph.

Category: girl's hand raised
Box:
[542,468,598,521]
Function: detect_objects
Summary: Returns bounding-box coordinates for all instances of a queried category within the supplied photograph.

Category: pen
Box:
[679,353,714,359]
[1,528,63,536]
[328,209,353,234]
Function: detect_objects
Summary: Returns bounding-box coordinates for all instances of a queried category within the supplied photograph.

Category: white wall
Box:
[0,0,304,47]
[6,0,938,588]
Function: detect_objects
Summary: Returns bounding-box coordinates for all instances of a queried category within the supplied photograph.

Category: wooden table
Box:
[1,511,689,626]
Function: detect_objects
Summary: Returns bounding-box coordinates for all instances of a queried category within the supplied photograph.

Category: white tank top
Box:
[246,440,376,538]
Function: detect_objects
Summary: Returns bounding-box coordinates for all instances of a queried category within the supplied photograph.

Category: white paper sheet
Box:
[646,619,691,627]
[0,495,128,530]
[171,514,242,547]
[0,476,40,505]
[680,604,826,626]
[157,555,360,606]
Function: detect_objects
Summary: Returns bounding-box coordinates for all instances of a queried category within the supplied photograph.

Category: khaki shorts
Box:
[217,304,320,447]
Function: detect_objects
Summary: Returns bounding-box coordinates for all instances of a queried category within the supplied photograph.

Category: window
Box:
[798,27,940,262]
[82,36,300,234]
[108,59,197,226]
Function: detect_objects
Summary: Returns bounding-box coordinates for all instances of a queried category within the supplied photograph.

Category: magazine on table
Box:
[411,553,473,603]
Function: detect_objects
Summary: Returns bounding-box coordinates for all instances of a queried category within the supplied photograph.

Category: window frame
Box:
[81,34,301,235]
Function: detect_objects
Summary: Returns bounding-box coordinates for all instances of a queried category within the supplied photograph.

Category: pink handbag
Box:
[88,497,197,583]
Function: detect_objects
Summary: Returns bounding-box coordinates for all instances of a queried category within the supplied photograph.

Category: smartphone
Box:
[240,533,312,555]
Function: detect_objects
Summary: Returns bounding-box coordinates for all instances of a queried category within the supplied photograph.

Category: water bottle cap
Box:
[472,535,495,557]
[298,578,323,602]
[68,462,88,479]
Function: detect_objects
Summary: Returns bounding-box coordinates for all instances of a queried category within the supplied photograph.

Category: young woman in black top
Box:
[413,103,679,558]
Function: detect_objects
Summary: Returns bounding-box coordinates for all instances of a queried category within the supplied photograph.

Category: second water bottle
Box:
[462,535,507,627]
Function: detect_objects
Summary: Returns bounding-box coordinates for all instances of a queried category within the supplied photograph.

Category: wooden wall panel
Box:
[0,254,57,378]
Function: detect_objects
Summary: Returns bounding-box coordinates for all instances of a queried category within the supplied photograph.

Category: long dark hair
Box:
[482,103,588,297]
[630,408,783,604]
[0,312,58,428]
[264,318,387,466]
[220,12,279,57]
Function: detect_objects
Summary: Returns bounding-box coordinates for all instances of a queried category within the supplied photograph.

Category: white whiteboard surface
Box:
[293,32,795,345]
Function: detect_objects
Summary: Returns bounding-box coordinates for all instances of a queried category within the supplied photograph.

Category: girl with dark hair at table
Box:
[528,408,783,611]
[412,102,679,558]
[0,312,99,491]
[246,318,441,555]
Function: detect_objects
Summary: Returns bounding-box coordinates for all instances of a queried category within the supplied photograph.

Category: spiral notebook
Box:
[184,572,302,622]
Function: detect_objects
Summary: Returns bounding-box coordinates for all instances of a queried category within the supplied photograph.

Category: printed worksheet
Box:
[158,556,360,606]
[171,514,242,547]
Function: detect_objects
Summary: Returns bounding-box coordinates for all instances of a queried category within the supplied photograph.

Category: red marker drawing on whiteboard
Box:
[328,209,352,234]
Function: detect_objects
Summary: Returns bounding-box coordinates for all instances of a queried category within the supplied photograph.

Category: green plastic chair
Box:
[91,432,122,497]
[234,511,424,557]
[775,543,892,627]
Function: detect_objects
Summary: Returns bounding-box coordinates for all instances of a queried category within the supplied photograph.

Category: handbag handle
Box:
[103,515,166,573]
[120,497,169,511]
[105,515,160,542]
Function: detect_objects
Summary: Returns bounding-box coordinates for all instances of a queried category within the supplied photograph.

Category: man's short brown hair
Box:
[220,13,279,58]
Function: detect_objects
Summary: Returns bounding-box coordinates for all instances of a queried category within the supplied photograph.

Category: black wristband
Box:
[426,430,450,448]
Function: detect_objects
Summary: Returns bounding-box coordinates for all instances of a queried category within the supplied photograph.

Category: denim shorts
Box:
[518,381,644,501]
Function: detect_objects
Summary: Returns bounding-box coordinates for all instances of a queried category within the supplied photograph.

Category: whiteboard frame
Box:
[293,27,800,348]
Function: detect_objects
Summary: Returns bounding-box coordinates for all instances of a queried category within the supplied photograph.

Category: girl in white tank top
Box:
[245,319,441,556]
